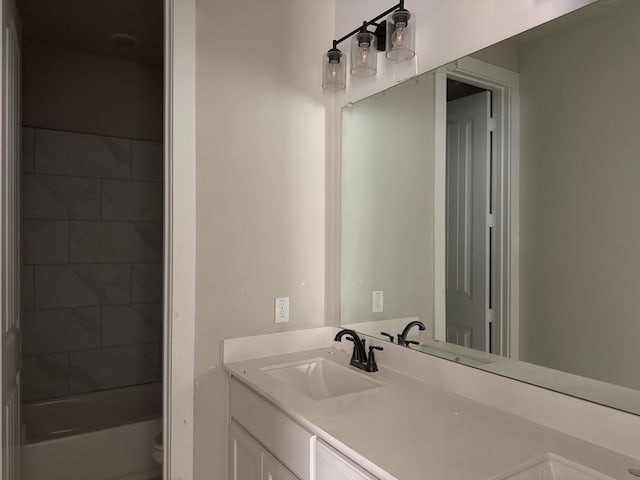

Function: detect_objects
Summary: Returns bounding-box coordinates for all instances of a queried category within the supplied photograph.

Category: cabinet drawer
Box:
[230,378,313,480]
[316,440,377,480]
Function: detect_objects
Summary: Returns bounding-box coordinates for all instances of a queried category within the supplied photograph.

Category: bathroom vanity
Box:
[224,328,637,480]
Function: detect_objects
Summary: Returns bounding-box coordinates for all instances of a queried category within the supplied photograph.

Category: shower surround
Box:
[21,127,163,402]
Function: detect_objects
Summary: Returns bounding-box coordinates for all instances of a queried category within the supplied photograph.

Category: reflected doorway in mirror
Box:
[433,57,520,360]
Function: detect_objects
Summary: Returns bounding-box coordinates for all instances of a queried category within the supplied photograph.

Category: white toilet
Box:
[152,433,163,464]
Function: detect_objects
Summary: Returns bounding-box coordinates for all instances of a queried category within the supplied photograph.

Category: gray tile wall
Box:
[21,127,163,402]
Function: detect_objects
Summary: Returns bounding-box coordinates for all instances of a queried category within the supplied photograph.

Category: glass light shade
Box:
[350,31,377,77]
[385,8,416,63]
[322,49,346,90]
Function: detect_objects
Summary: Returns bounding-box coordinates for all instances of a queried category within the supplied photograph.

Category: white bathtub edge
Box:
[23,418,162,480]
[111,466,161,480]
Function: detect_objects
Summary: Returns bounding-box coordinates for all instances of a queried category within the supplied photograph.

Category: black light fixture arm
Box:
[331,0,404,51]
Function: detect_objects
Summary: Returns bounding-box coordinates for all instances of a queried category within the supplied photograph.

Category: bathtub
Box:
[23,382,162,480]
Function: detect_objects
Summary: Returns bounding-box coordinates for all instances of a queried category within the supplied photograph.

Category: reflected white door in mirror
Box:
[445,90,492,352]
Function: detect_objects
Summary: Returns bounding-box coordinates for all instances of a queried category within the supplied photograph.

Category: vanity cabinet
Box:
[316,440,377,480]
[230,379,313,479]
[229,378,378,480]
[229,420,298,480]
[263,451,298,480]
[229,420,262,480]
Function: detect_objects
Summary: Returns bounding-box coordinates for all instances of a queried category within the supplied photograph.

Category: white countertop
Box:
[223,335,638,480]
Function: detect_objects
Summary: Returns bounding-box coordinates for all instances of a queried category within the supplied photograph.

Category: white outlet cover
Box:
[372,291,383,313]
[275,297,289,323]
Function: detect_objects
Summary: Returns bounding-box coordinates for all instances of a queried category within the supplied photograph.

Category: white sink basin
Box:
[489,453,615,480]
[262,358,383,400]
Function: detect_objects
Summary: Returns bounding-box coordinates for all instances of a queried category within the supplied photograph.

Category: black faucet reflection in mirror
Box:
[380,321,426,347]
[334,329,383,372]
[397,320,426,346]
[380,332,395,343]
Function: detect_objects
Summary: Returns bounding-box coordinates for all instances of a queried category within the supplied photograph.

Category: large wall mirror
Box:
[340,0,640,415]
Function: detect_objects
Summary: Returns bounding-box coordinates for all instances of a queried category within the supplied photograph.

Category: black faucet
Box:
[334,329,383,372]
[396,320,426,347]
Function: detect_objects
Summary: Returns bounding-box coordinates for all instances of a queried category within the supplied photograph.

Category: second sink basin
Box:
[489,453,616,480]
[262,357,383,400]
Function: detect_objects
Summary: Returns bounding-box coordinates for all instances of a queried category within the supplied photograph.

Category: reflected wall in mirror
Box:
[340,0,640,415]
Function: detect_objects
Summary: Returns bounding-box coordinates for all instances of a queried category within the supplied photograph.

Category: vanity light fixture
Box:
[386,7,416,62]
[322,0,416,90]
[322,47,347,90]
[351,25,378,77]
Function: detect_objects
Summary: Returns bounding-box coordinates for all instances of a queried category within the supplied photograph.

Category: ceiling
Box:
[17,0,163,65]
[447,79,485,102]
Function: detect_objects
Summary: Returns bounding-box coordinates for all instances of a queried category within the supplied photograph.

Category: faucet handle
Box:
[405,340,419,347]
[380,332,394,342]
[366,345,383,373]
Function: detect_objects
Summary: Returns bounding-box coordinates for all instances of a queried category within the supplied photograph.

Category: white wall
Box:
[191,1,602,478]
[23,41,163,141]
[341,77,434,334]
[194,0,334,478]
[518,1,640,390]
[472,41,520,72]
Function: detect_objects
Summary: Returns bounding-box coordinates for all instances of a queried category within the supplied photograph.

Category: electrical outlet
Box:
[275,297,289,323]
[372,291,383,313]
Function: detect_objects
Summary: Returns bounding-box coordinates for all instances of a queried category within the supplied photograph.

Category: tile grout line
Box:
[23,340,163,359]
[32,263,36,310]
[22,218,163,224]
[24,124,163,144]
[32,128,37,174]
[99,304,103,349]
[21,260,162,267]
[23,171,162,185]
[67,219,71,264]
[22,301,161,313]
[129,138,133,180]
[100,178,103,222]
[130,263,134,307]
[66,351,71,397]
[27,379,162,404]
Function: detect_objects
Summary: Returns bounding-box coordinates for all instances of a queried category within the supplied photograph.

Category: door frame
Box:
[433,57,520,359]
[1,0,21,478]
[163,1,196,479]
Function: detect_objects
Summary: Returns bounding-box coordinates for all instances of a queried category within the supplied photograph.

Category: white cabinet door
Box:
[316,441,377,480]
[230,421,262,480]
[230,379,313,480]
[230,420,300,480]
[263,451,298,480]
